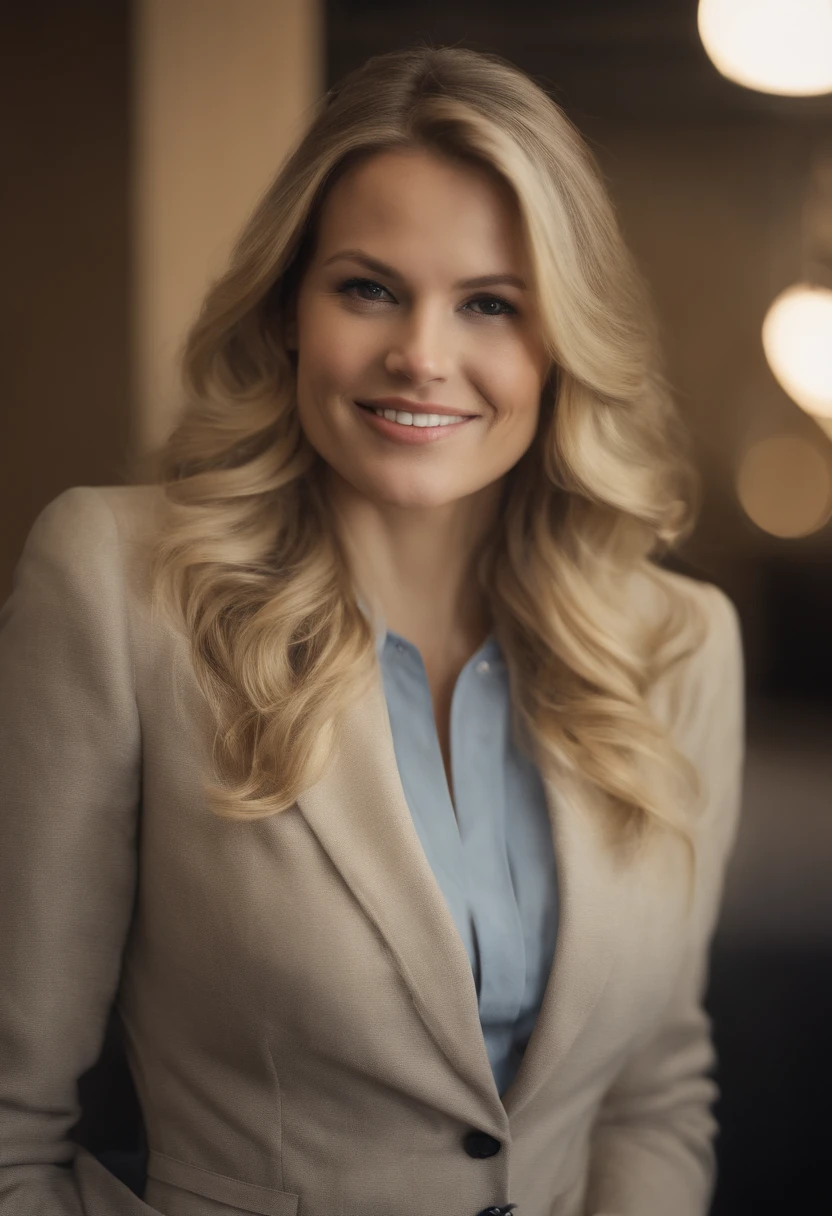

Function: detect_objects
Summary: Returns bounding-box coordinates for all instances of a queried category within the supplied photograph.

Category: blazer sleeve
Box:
[0,487,144,1215]
[582,584,745,1216]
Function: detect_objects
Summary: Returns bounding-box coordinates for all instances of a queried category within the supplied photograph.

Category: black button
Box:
[463,1130,502,1158]
[475,1206,517,1216]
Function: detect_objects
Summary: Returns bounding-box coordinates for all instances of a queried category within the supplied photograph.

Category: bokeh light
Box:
[736,433,832,537]
[698,0,832,97]
[762,284,832,419]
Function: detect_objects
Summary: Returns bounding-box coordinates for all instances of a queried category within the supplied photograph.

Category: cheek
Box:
[295,295,382,397]
[293,306,368,461]
[298,319,357,394]
[482,346,544,431]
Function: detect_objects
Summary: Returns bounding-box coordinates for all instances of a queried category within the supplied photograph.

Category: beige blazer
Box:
[0,485,744,1216]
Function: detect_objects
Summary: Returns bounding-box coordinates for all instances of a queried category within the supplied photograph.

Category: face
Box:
[288,147,550,513]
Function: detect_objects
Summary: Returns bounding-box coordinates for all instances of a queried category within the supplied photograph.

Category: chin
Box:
[358,473,466,512]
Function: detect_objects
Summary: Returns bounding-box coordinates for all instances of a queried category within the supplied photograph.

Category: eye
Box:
[464,295,518,318]
[337,277,395,304]
[335,277,518,319]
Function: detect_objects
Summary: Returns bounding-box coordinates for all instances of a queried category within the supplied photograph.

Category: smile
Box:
[354,401,476,444]
[357,403,471,426]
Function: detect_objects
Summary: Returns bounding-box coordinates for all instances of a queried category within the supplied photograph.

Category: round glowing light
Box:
[736,433,832,537]
[698,0,832,96]
[816,415,832,442]
[762,284,832,418]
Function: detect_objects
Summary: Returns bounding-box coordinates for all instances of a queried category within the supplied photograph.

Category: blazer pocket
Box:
[145,1150,299,1216]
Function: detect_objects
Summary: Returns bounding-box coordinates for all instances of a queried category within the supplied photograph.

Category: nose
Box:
[384,303,451,384]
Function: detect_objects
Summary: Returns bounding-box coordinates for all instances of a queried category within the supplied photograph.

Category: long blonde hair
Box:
[147,44,707,867]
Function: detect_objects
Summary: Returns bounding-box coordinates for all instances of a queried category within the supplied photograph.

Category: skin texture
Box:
[287,148,550,798]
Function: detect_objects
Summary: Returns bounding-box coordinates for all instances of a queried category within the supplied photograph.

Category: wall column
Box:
[132,0,322,460]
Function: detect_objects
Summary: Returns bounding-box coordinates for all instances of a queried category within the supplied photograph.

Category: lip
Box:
[359,397,478,418]
[353,399,477,445]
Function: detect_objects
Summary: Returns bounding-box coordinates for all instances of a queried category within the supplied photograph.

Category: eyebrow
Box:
[321,249,528,291]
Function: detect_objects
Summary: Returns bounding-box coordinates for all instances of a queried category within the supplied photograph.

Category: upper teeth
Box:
[369,407,468,427]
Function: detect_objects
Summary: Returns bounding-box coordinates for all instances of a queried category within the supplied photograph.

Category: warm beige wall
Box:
[131,0,323,461]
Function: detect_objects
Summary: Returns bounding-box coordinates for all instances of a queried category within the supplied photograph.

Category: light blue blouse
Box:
[361,601,560,1098]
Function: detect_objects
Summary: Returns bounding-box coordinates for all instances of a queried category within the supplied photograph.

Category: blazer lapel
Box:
[499,774,624,1120]
[295,670,496,1107]
[295,664,627,1122]
[503,770,691,1120]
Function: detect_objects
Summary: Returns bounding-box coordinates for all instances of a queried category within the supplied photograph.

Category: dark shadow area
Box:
[759,555,832,701]
[72,1008,146,1198]
[707,944,832,1214]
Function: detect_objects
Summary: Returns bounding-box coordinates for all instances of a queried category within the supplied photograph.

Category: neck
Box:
[326,469,501,662]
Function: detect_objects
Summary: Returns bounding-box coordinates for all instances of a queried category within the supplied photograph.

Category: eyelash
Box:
[336,277,518,319]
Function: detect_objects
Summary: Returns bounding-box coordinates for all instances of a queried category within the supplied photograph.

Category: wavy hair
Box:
[147,44,709,873]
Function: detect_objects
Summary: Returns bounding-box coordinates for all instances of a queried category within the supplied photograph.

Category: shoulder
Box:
[629,563,743,711]
[636,566,745,865]
[630,562,744,784]
[652,565,743,718]
[3,486,168,690]
[26,483,164,543]
[20,482,164,563]
[629,561,740,654]
[12,484,166,619]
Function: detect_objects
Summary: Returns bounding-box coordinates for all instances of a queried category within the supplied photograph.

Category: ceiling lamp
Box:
[762,284,832,419]
[698,0,832,96]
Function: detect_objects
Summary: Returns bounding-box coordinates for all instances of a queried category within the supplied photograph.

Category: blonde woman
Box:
[0,45,744,1216]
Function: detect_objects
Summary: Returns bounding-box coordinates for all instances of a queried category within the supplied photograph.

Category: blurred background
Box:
[2,2,831,1212]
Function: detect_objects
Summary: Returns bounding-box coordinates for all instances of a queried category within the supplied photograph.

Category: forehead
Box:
[313,148,526,271]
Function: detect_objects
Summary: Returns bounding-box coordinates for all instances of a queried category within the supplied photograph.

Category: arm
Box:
[583,585,745,1216]
[0,488,146,1215]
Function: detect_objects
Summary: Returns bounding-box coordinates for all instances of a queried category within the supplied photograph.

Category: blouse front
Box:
[360,600,560,1098]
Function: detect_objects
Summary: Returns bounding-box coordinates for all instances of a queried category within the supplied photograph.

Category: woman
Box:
[0,45,744,1216]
